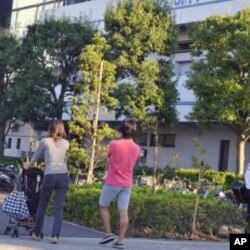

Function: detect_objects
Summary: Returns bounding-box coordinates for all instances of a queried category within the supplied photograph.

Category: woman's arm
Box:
[23,140,45,169]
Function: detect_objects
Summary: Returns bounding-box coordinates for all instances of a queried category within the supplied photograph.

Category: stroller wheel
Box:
[11,228,19,238]
[11,228,15,238]
[4,226,10,235]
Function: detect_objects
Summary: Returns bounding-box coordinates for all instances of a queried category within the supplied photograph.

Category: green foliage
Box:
[186,8,250,174]
[21,18,96,119]
[0,156,20,167]
[187,8,250,125]
[69,34,117,180]
[134,165,241,188]
[50,184,246,238]
[134,165,155,176]
[105,0,178,126]
[0,30,21,155]
[176,168,241,188]
[105,0,176,73]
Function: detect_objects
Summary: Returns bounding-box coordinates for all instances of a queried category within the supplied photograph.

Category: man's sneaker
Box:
[31,232,42,241]
[99,234,116,244]
[50,236,59,244]
[113,241,125,249]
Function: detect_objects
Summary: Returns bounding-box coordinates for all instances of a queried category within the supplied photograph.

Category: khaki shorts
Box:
[99,184,132,210]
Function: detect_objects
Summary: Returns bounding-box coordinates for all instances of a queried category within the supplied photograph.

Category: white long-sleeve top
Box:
[245,163,250,189]
[30,137,69,175]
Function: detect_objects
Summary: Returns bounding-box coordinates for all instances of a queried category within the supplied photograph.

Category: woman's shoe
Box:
[31,232,42,241]
[50,236,59,244]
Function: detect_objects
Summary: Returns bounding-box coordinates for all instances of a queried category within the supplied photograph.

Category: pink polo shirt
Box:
[105,139,140,187]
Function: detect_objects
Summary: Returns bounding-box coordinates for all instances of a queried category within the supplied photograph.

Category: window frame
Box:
[150,133,176,148]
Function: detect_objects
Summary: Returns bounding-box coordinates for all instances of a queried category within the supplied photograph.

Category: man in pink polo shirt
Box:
[99,120,140,249]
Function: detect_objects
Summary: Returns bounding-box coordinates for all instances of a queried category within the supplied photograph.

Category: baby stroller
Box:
[3,167,43,237]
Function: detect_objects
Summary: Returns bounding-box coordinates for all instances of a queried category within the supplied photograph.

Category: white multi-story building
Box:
[4,0,250,173]
[10,0,64,36]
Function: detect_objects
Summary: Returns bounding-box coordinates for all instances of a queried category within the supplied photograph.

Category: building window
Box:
[140,148,147,164]
[7,138,12,149]
[177,40,192,52]
[150,134,176,148]
[16,138,21,150]
[137,133,148,146]
[65,0,91,5]
[218,140,230,171]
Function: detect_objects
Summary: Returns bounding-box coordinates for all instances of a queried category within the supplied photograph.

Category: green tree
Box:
[21,18,96,119]
[105,0,178,190]
[69,34,117,184]
[0,30,20,155]
[186,8,250,175]
[0,29,51,156]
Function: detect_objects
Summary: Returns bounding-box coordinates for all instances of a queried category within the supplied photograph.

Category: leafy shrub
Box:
[176,168,242,188]
[0,156,20,167]
[159,167,177,181]
[49,184,246,239]
[134,165,154,176]
[135,166,242,189]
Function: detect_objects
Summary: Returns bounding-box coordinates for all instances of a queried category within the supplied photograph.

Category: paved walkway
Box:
[0,237,229,250]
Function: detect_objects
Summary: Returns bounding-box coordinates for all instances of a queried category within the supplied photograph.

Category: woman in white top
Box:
[25,120,70,244]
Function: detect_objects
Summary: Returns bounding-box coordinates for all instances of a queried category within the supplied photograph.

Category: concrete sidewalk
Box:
[0,236,229,250]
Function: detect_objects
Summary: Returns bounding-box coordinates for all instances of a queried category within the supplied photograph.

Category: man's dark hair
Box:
[116,119,137,139]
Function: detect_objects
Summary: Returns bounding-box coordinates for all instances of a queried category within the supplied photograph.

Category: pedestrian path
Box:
[0,236,229,250]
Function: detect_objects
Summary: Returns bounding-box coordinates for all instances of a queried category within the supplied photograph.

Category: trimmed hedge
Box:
[48,184,246,239]
[134,166,242,189]
[176,168,241,189]
[0,156,20,166]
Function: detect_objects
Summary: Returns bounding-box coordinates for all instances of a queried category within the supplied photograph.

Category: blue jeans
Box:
[34,173,69,237]
[246,189,250,223]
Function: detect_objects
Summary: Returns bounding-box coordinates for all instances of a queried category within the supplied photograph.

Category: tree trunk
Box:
[86,61,103,184]
[0,122,6,156]
[152,123,159,192]
[236,135,246,175]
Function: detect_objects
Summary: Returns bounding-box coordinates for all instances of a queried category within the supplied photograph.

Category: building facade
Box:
[4,0,250,172]
[10,0,64,36]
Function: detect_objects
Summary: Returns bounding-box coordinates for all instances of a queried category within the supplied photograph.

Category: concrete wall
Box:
[141,123,250,172]
[174,0,250,24]
[41,0,250,25]
[4,122,45,158]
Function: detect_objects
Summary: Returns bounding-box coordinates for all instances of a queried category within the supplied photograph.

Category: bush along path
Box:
[47,184,246,240]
